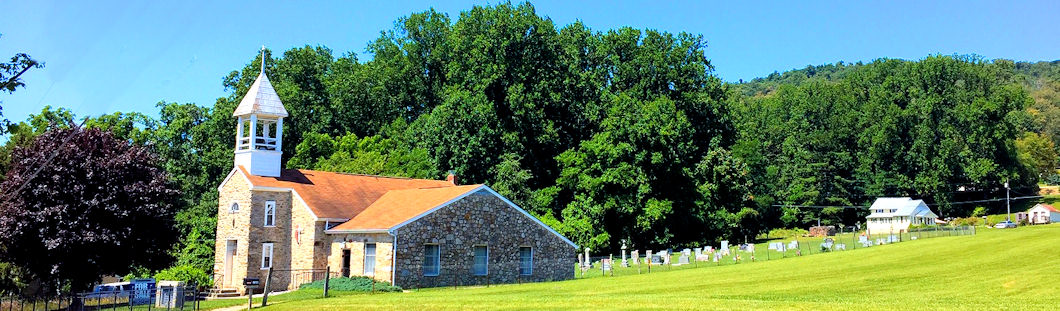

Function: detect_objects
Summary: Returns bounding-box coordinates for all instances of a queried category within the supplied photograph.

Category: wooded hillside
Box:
[1,3,1056,282]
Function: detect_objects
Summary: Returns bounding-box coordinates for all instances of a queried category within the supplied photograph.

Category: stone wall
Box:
[325,233,395,284]
[392,190,575,288]
[214,169,321,293]
[214,170,252,293]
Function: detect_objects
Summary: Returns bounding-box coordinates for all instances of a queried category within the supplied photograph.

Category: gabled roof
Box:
[867,197,936,218]
[329,185,483,231]
[233,166,455,219]
[327,185,578,248]
[233,72,288,117]
[1031,203,1059,213]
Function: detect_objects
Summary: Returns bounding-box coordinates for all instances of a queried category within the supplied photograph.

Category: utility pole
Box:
[1005,181,1011,223]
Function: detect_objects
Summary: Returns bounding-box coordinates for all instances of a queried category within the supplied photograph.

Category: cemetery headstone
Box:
[835,243,846,250]
[621,249,628,267]
[678,254,690,265]
[631,250,640,265]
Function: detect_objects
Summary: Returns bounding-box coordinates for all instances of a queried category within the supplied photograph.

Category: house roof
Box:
[235,166,455,219]
[867,197,937,218]
[233,72,288,117]
[329,185,484,231]
[1032,203,1059,213]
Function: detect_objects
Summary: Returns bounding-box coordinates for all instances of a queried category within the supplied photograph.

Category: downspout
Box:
[388,229,398,286]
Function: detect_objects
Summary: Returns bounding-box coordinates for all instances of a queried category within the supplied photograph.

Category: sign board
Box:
[131,278,155,305]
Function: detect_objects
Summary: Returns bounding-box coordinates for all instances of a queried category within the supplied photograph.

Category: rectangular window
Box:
[519,247,533,275]
[423,244,440,276]
[472,245,488,276]
[261,243,273,269]
[363,243,377,276]
[264,201,276,227]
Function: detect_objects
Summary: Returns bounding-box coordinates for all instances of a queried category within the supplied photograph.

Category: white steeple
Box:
[233,46,286,177]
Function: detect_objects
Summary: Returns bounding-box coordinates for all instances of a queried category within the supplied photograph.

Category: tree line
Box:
[1,2,1056,293]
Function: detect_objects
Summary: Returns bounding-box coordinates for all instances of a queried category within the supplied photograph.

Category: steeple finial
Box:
[260,45,266,75]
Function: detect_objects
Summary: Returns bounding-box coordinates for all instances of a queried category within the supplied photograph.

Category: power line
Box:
[0,117,89,203]
[773,195,1045,209]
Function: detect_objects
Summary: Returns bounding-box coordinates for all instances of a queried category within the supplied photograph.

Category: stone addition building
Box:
[213,54,576,294]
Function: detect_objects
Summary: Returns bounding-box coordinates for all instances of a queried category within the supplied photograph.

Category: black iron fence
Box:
[0,285,200,311]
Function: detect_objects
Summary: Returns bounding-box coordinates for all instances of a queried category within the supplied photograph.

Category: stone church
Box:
[212,59,576,294]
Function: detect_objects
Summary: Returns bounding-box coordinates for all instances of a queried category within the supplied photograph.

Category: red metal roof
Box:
[237,166,456,219]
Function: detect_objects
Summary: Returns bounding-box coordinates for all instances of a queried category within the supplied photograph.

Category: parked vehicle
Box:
[994,221,1017,229]
[87,281,133,298]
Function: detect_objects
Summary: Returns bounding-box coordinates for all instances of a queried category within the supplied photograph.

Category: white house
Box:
[1026,203,1060,224]
[866,197,939,234]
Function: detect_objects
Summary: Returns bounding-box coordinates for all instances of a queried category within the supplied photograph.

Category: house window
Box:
[519,247,533,275]
[423,244,440,276]
[230,202,239,213]
[472,245,488,276]
[363,243,377,276]
[261,243,274,269]
[264,201,276,227]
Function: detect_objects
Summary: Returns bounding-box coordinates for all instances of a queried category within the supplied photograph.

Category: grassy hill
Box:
[207,224,1060,310]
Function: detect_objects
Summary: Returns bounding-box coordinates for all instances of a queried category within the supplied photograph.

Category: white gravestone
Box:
[631,250,639,265]
[835,243,846,250]
[621,245,628,267]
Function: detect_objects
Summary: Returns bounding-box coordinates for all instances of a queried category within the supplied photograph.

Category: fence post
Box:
[323,266,330,298]
[261,267,272,307]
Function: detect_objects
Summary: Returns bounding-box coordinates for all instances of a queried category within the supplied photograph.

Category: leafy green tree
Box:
[0,34,45,134]
[1015,132,1058,180]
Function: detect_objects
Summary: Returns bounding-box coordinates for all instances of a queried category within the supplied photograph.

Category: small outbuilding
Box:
[1026,203,1060,224]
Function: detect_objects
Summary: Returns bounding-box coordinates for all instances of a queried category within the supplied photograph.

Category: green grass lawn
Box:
[201,224,1059,310]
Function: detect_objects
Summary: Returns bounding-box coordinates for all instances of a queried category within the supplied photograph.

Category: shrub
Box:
[1045,174,1060,186]
[950,217,981,226]
[299,277,401,292]
[155,265,212,288]
[757,228,809,240]
[971,206,988,218]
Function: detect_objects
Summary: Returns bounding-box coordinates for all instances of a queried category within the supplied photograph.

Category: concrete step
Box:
[200,288,242,299]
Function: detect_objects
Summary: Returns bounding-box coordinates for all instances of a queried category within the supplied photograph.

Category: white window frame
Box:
[229,202,239,213]
[263,201,276,227]
[519,246,533,276]
[472,245,488,276]
[423,244,440,276]
[261,243,274,269]
[363,243,377,276]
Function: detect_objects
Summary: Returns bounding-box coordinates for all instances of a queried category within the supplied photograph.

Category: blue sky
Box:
[1,0,1057,124]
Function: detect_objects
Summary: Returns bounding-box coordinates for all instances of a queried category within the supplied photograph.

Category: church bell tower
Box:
[233,47,287,177]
